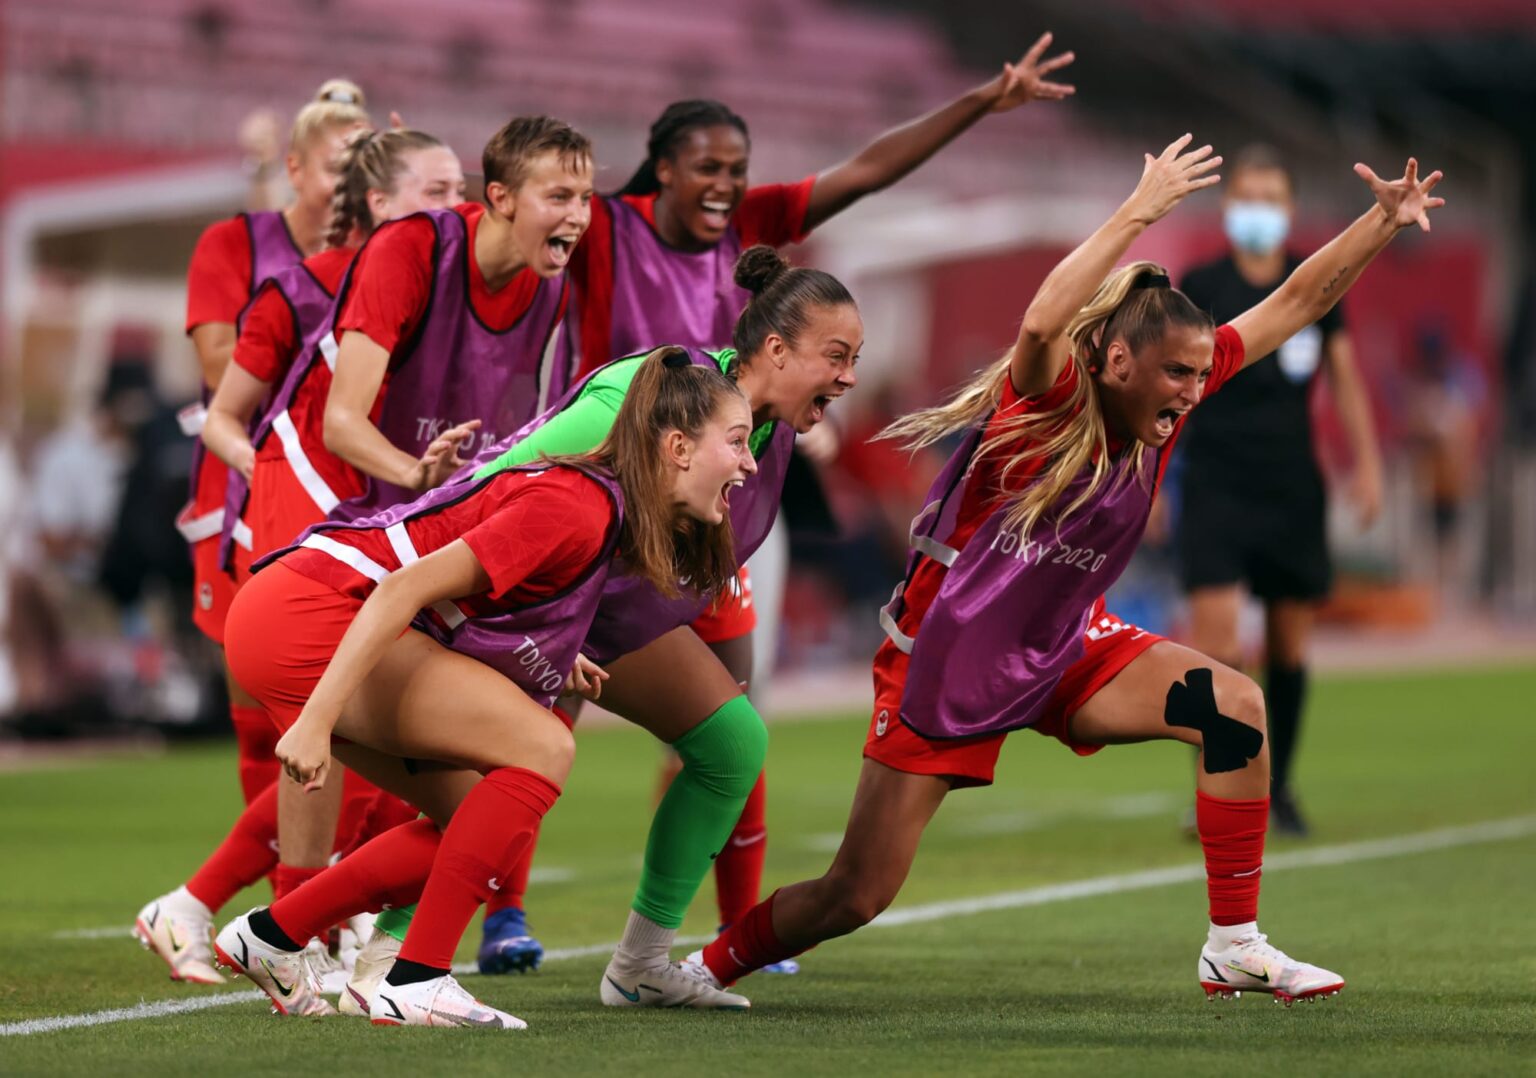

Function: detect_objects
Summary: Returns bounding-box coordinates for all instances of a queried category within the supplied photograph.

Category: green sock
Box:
[631,695,768,929]
[375,905,414,943]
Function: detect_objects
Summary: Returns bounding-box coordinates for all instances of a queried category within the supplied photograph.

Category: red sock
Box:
[273,863,324,900]
[714,771,767,926]
[702,890,803,986]
[1197,791,1268,926]
[399,767,561,970]
[485,817,542,915]
[185,781,280,912]
[230,704,279,805]
[335,781,418,859]
[269,818,442,943]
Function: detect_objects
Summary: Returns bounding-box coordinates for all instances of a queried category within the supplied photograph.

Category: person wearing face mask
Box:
[686,140,1442,1008]
[1175,145,1385,838]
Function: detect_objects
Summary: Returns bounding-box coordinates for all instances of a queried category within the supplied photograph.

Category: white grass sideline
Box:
[7,814,1533,1038]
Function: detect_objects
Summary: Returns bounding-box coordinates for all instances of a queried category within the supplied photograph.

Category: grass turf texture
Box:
[2,664,1533,1076]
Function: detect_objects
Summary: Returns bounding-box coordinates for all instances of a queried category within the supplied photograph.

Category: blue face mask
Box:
[1223,201,1290,256]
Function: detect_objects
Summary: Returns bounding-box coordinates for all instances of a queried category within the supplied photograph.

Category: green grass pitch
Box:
[2,665,1534,1076]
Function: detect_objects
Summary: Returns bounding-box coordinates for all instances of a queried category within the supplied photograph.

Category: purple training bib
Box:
[883,425,1160,739]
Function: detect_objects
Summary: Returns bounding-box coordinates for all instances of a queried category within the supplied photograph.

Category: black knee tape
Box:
[1164,668,1264,774]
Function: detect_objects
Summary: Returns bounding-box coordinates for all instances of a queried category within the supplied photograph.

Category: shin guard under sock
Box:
[1197,791,1268,926]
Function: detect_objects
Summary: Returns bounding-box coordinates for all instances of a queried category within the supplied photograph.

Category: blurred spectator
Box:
[1399,319,1487,597]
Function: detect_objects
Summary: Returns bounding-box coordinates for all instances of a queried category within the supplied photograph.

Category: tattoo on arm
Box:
[1322,265,1350,296]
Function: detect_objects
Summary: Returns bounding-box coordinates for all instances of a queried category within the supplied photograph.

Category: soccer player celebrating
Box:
[470,30,1076,974]
[209,352,753,1027]
[181,79,367,809]
[131,129,466,988]
[690,139,1443,1005]
[1175,145,1384,837]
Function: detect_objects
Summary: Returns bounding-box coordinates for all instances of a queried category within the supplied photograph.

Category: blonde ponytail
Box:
[290,79,369,159]
[881,261,1211,540]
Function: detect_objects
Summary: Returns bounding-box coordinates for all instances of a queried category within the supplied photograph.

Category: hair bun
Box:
[316,78,366,108]
[734,244,790,295]
[661,348,691,368]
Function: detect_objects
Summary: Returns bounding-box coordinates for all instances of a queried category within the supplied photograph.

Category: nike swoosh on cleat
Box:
[146,906,160,930]
[378,993,406,1021]
[167,924,185,953]
[431,1008,502,1027]
[1203,958,1228,983]
[261,959,297,997]
[235,935,250,969]
[1226,962,1270,983]
[606,977,641,1003]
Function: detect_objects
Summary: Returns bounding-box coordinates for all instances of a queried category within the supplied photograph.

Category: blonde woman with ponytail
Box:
[694,137,1445,1007]
[131,129,465,991]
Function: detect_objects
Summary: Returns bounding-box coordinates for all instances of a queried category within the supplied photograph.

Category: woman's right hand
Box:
[1123,134,1222,226]
[275,715,332,791]
[413,419,482,490]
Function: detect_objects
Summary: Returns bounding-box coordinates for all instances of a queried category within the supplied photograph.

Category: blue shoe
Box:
[717,926,799,975]
[477,907,544,975]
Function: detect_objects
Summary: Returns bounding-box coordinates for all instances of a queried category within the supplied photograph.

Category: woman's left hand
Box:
[1354,158,1445,233]
[564,654,609,702]
[990,32,1076,112]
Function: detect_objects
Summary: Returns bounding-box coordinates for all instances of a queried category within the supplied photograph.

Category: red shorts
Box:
[245,455,330,583]
[691,566,756,644]
[191,536,237,644]
[225,562,361,732]
[864,610,1163,788]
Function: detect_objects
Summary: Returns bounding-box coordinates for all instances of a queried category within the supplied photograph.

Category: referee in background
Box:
[1176,145,1384,837]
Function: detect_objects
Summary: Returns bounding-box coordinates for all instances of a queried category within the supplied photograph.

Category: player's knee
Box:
[674,694,768,800]
[483,716,575,783]
[1219,673,1268,739]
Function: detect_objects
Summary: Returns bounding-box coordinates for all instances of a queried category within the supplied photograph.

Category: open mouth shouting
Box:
[699,196,737,234]
[1153,406,1187,440]
[546,233,580,269]
[718,476,746,516]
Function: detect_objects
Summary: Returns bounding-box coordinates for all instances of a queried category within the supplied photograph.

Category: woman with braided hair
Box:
[132,126,465,989]
[689,140,1443,1006]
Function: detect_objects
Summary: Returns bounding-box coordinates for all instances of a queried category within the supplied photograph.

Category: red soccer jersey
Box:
[890,324,1245,638]
[233,247,357,384]
[568,178,816,373]
[335,203,546,354]
[283,466,614,625]
[185,215,304,333]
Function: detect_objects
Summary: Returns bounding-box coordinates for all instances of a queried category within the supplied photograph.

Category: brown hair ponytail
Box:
[326,128,446,249]
[585,348,743,598]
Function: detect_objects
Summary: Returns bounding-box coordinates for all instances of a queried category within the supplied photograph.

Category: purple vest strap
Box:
[217,261,338,570]
[269,462,623,709]
[884,425,1159,739]
[182,211,304,548]
[329,208,567,522]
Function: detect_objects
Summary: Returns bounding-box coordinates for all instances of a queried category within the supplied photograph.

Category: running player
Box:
[336,247,858,1010]
[472,31,1076,973]
[181,79,368,810]
[211,352,754,1027]
[1175,144,1384,837]
[131,129,466,988]
[690,141,1443,1006]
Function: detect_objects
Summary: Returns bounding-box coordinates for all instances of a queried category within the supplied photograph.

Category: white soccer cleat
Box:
[213,910,336,1016]
[306,936,350,996]
[370,974,527,1029]
[1199,931,1345,1005]
[338,926,401,1017]
[133,890,225,985]
[601,954,751,1009]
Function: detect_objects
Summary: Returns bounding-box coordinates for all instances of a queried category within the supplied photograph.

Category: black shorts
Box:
[1176,474,1331,601]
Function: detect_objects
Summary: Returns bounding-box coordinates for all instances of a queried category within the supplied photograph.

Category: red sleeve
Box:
[185,218,253,333]
[230,283,298,384]
[307,246,357,295]
[734,176,816,248]
[568,195,616,378]
[1201,324,1247,400]
[460,471,613,601]
[335,216,437,355]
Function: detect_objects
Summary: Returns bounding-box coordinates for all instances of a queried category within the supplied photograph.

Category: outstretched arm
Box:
[802,32,1075,232]
[1009,135,1221,396]
[273,539,489,788]
[1230,158,1444,368]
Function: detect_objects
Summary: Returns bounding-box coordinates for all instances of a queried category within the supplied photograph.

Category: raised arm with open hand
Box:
[1231,158,1444,367]
[1010,135,1221,394]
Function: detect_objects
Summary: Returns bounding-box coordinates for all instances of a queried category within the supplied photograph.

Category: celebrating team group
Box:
[129,31,1445,1028]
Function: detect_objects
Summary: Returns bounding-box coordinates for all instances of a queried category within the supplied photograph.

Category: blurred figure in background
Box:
[1400,319,1487,600]
[1175,145,1384,838]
